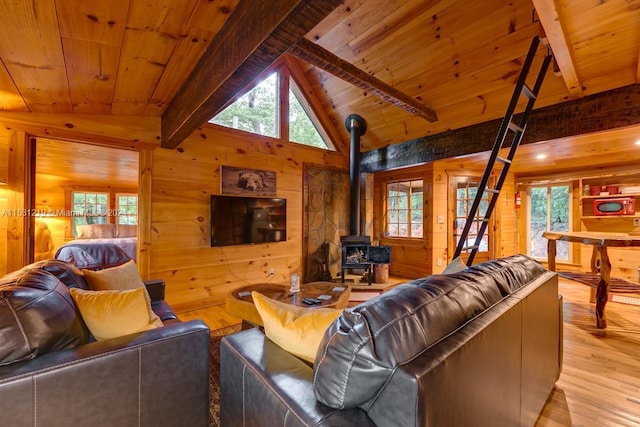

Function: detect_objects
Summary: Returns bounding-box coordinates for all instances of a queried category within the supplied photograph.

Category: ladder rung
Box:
[521,84,536,100]
[481,218,490,222]
[508,121,524,133]
[461,245,479,252]
[496,156,512,165]
[485,188,500,194]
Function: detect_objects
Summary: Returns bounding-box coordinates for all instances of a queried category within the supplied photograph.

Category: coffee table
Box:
[225,281,351,327]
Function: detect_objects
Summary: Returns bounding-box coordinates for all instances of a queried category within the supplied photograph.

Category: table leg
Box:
[546,239,557,271]
[594,245,611,329]
[589,246,599,303]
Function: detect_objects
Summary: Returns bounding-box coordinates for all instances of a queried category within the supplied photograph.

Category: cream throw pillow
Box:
[82,260,163,328]
[251,291,343,363]
[70,288,159,341]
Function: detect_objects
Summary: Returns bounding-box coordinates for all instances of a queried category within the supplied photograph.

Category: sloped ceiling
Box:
[0,0,639,167]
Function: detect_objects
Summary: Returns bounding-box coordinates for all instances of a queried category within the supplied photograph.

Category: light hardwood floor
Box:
[177,278,640,426]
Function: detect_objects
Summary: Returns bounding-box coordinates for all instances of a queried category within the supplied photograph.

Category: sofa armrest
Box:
[144,278,165,301]
[221,328,375,427]
[0,320,211,427]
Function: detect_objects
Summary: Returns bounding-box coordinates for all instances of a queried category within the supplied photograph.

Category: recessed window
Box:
[385,180,423,238]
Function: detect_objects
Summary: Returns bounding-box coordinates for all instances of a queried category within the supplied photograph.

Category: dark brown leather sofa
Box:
[0,260,210,427]
[220,254,563,426]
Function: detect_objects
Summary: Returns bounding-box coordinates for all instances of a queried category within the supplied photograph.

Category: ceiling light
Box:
[635,140,640,146]
[536,154,547,160]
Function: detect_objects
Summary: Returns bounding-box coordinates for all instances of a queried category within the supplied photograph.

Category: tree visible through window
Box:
[529,185,570,259]
[72,191,108,236]
[209,67,330,149]
[116,194,138,225]
[385,180,423,238]
[211,72,278,137]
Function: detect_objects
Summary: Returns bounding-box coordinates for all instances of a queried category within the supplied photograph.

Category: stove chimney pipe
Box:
[345,114,367,236]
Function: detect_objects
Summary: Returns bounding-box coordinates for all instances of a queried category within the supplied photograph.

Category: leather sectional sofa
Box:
[0,260,210,427]
[220,254,563,426]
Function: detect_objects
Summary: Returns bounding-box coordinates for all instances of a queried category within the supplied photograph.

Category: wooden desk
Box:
[543,231,640,328]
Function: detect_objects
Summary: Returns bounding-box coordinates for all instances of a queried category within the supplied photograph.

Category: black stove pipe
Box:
[345,114,367,237]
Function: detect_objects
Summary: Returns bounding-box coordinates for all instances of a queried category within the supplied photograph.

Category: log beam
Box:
[532,0,582,97]
[361,84,640,172]
[289,38,438,122]
[161,0,343,149]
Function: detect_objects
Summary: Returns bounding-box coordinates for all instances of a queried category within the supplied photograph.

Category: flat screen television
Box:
[210,195,287,247]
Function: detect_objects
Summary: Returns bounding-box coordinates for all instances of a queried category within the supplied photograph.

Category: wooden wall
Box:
[0,127,8,275]
[149,124,347,312]
[516,164,640,281]
[372,158,517,279]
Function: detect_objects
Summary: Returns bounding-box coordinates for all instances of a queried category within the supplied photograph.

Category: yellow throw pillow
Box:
[82,260,163,328]
[70,288,159,341]
[251,291,343,363]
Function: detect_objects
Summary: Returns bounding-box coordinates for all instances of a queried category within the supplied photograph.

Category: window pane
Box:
[288,85,329,148]
[529,187,548,257]
[385,179,423,239]
[529,185,570,260]
[210,72,278,138]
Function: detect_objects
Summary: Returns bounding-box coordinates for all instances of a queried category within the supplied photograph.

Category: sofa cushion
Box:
[252,291,343,363]
[24,259,88,289]
[313,254,546,409]
[69,288,160,340]
[0,269,88,366]
[82,260,163,328]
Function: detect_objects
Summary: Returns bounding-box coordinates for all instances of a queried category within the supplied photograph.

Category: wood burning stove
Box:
[340,236,391,285]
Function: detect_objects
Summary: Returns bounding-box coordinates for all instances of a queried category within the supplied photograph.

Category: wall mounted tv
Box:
[210,195,287,247]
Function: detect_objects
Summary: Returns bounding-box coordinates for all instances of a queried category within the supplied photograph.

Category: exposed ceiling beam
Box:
[0,112,160,149]
[361,84,640,172]
[161,0,343,149]
[532,0,583,98]
[289,38,438,123]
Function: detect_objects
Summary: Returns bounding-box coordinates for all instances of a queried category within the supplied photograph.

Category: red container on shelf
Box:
[606,185,619,195]
[589,185,602,196]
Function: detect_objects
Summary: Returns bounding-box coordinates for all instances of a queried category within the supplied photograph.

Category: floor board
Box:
[176,277,640,426]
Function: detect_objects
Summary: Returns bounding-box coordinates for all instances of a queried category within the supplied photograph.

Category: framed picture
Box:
[221,165,276,196]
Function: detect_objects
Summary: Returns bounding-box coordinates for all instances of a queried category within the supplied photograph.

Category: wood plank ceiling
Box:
[0,0,639,169]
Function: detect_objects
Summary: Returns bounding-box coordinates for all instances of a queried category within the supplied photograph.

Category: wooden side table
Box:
[225,281,351,327]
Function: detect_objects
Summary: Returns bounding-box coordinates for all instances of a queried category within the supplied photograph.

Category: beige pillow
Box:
[76,223,115,239]
[252,291,343,363]
[82,260,163,328]
[70,288,159,341]
[443,256,467,274]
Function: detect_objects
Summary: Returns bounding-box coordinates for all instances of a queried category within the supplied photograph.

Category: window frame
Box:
[115,193,139,225]
[526,183,573,261]
[64,186,138,238]
[384,179,424,239]
[208,59,337,150]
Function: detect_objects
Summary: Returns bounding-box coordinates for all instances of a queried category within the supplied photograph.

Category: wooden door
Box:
[449,176,495,265]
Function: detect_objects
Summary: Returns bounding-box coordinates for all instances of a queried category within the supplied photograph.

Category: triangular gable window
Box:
[209,65,333,150]
[209,72,278,138]
[289,79,329,149]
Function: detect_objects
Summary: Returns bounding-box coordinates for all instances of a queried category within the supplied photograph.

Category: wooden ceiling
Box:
[0,0,639,170]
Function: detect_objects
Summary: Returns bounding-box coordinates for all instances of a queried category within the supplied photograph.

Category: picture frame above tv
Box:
[210,195,287,247]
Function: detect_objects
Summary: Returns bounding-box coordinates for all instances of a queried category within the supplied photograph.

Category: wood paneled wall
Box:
[0,127,9,275]
[374,159,518,280]
[149,124,347,312]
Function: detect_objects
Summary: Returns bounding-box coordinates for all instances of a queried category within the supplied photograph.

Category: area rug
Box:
[209,324,241,427]
[558,271,640,294]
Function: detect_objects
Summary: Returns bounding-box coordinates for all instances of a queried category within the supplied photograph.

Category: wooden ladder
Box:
[453,36,553,265]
